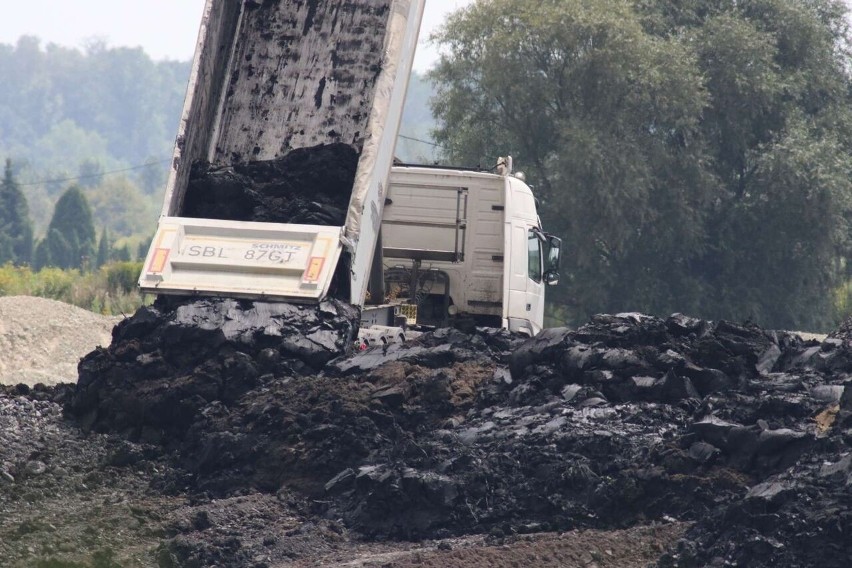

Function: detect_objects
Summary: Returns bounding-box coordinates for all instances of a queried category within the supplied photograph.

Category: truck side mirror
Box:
[544,270,560,286]
[545,235,561,271]
[542,235,561,286]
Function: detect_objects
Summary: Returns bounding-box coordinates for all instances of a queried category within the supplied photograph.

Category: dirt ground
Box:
[3,297,850,567]
[0,384,684,567]
[0,296,688,567]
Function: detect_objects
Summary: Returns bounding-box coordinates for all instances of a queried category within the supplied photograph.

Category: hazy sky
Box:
[0,0,474,72]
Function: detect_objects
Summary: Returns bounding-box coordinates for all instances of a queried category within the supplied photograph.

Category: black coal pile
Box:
[318,314,835,542]
[70,295,359,444]
[68,310,852,566]
[181,142,357,226]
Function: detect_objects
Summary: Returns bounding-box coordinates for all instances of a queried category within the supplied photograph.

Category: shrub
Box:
[835,280,852,324]
[0,262,31,295]
[104,261,142,294]
[31,267,76,299]
[0,262,146,315]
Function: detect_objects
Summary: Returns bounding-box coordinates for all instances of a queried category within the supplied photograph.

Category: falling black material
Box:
[68,310,852,566]
[181,143,358,225]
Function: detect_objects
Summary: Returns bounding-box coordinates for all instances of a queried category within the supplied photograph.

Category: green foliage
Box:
[0,37,188,169]
[431,0,852,331]
[77,158,104,189]
[34,119,110,177]
[835,278,852,319]
[105,261,142,294]
[31,266,76,299]
[0,38,185,243]
[0,261,145,315]
[137,236,152,260]
[96,227,110,268]
[85,176,159,238]
[0,262,28,295]
[37,186,97,270]
[112,243,132,262]
[0,158,34,264]
[33,238,50,271]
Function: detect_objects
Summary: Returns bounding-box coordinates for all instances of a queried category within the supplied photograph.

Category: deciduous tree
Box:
[430,0,852,329]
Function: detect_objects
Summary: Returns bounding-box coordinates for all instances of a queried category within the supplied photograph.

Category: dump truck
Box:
[139,0,561,336]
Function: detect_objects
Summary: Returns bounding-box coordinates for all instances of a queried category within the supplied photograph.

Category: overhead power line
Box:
[19,159,171,187]
[398,134,444,149]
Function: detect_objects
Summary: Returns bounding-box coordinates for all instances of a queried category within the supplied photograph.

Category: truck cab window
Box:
[528,230,542,283]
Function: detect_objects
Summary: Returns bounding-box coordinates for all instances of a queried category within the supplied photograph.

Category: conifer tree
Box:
[96,227,110,268]
[39,186,96,270]
[33,239,51,271]
[112,243,131,263]
[0,158,34,265]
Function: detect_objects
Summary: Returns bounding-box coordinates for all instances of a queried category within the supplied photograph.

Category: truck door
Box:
[506,222,544,335]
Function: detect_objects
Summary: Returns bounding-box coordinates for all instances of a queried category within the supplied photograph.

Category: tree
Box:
[138,158,168,195]
[36,185,96,270]
[34,119,110,176]
[430,0,852,330]
[95,227,110,268]
[33,239,50,270]
[0,158,34,264]
[137,235,153,260]
[635,0,852,329]
[397,72,441,163]
[78,159,104,189]
[111,243,131,263]
[85,175,159,238]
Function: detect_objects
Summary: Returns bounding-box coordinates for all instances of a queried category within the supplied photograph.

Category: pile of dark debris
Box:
[47,296,849,566]
[2,297,850,566]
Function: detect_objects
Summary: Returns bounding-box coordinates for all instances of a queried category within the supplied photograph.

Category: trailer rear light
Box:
[147,248,170,274]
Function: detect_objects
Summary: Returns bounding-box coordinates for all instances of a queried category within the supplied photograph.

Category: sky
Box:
[0,0,474,72]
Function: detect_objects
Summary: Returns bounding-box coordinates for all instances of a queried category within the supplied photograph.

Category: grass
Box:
[0,262,147,316]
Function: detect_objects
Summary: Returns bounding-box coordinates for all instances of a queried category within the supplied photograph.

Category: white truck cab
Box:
[376,161,562,335]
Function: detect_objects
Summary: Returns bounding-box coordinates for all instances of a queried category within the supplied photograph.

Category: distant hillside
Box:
[0,37,189,242]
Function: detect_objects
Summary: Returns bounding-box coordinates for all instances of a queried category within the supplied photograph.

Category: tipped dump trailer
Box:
[139,0,425,306]
[140,0,561,336]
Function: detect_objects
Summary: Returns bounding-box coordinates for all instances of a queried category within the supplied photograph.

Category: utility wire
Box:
[398,133,444,149]
[19,159,170,186]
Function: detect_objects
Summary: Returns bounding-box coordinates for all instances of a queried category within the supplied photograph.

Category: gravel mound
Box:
[0,296,120,386]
